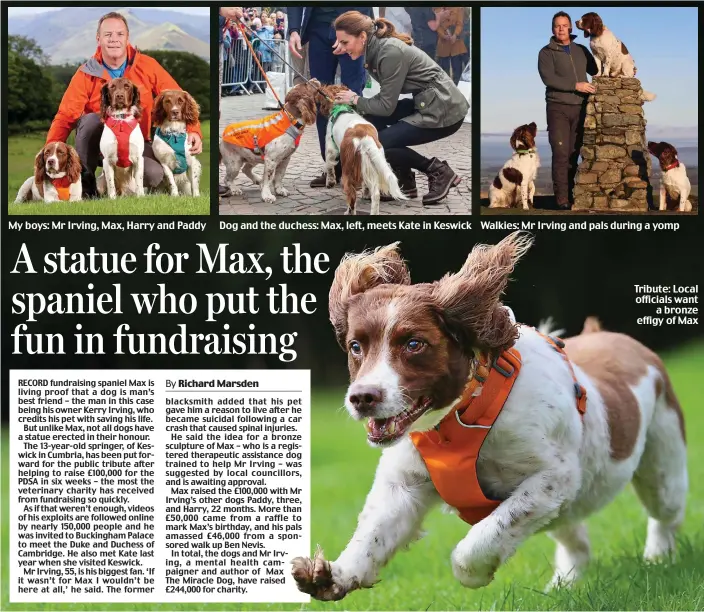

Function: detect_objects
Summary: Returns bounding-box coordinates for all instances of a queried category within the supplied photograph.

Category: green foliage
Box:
[141,50,211,119]
[7,36,60,128]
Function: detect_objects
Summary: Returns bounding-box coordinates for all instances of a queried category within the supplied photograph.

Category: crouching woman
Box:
[332,10,469,204]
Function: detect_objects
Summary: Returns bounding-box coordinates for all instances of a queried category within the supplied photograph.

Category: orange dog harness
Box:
[410,332,586,525]
[222,110,304,158]
[50,176,72,201]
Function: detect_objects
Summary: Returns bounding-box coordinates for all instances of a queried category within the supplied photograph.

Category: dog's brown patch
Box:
[153,90,199,125]
[100,77,141,120]
[284,80,320,126]
[339,124,381,213]
[510,122,537,151]
[564,331,685,459]
[492,175,502,189]
[316,84,349,118]
[577,12,605,38]
[620,41,629,55]
[647,141,679,173]
[502,168,523,185]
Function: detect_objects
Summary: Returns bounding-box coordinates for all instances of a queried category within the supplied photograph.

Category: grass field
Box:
[2,340,703,610]
[7,122,211,215]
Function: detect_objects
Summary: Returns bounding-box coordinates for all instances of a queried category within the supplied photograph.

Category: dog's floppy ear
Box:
[131,83,142,119]
[329,243,411,347]
[34,147,47,199]
[65,144,82,184]
[528,122,537,137]
[183,92,200,125]
[431,231,534,356]
[152,91,166,126]
[100,83,111,119]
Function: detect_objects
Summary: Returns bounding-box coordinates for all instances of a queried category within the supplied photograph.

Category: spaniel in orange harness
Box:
[292,233,686,599]
[220,81,318,203]
[15,142,82,203]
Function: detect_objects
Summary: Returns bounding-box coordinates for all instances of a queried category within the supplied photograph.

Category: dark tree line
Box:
[8,35,210,134]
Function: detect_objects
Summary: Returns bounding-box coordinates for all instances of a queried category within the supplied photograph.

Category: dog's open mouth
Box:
[365,397,433,445]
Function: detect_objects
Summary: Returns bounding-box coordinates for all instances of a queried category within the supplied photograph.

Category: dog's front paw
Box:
[275,186,289,197]
[228,185,243,196]
[291,546,349,601]
[326,178,337,188]
[261,190,276,204]
[451,547,499,589]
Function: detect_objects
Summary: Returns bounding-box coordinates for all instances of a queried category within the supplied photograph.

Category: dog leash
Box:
[236,22,335,103]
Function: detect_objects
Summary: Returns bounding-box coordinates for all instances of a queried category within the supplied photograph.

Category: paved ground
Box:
[219,93,471,215]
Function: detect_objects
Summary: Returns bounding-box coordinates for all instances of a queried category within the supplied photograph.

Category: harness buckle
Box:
[574,382,584,399]
[253,134,262,156]
[492,356,514,378]
[550,336,566,349]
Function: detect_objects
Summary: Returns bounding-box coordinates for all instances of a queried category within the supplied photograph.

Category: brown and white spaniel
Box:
[220,81,319,203]
[575,12,655,101]
[489,122,540,210]
[648,141,692,212]
[292,233,687,599]
[152,89,202,197]
[317,85,407,215]
[15,142,82,203]
[97,77,145,198]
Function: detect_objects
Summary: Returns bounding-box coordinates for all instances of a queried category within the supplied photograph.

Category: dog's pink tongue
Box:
[367,417,397,440]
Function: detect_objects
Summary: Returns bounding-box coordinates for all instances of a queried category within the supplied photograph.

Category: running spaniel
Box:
[152,89,202,197]
[97,77,145,198]
[292,233,686,599]
[648,141,692,212]
[489,122,540,210]
[15,142,82,203]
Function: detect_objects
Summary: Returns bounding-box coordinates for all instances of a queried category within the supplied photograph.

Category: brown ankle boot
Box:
[422,158,460,205]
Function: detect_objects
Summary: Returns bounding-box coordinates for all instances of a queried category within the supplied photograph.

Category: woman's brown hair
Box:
[334,11,413,46]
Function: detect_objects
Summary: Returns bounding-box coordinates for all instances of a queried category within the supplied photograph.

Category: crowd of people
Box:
[220,7,470,94]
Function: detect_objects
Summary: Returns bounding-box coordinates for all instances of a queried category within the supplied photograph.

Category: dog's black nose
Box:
[348,385,383,415]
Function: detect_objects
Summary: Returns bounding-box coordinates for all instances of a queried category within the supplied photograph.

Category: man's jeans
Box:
[546,101,586,204]
[75,113,164,196]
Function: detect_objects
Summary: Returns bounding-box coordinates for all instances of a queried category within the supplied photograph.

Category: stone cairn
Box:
[573,76,653,210]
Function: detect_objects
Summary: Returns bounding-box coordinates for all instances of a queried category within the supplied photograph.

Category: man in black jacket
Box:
[538,11,598,209]
[287,6,372,187]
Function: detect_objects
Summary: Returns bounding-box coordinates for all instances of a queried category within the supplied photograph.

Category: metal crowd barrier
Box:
[222,36,292,95]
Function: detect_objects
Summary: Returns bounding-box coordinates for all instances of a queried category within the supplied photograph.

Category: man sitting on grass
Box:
[46,11,203,198]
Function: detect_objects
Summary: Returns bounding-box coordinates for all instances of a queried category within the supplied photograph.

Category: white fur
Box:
[659,163,692,212]
[312,324,687,595]
[489,149,540,210]
[325,112,407,216]
[152,120,201,197]
[220,115,300,204]
[577,20,656,101]
[97,107,145,199]
[15,144,82,203]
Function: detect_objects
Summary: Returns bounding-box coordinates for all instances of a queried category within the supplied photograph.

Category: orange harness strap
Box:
[410,332,587,526]
[50,176,72,201]
[537,331,587,417]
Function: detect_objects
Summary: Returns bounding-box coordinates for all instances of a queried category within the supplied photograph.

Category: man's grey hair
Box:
[97,12,129,35]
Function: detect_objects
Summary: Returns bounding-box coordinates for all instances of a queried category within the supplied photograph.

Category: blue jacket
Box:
[287,7,374,45]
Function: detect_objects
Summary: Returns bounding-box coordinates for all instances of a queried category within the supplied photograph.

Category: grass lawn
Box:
[2,340,703,610]
[7,122,211,215]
